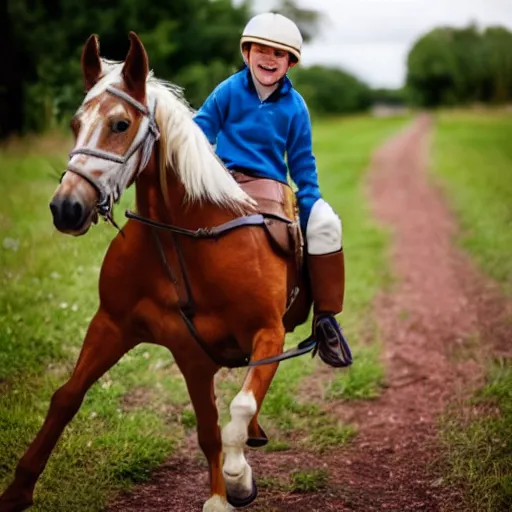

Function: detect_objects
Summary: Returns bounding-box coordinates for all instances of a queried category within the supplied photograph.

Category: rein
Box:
[125,209,317,368]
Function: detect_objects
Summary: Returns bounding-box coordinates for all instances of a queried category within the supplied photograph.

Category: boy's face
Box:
[245,43,296,87]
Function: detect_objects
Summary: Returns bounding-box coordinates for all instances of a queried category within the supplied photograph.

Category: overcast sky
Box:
[240,0,512,88]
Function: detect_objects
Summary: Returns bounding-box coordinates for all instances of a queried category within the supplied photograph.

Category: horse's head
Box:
[50,32,159,235]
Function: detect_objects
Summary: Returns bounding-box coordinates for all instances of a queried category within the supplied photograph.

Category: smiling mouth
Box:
[258,65,277,72]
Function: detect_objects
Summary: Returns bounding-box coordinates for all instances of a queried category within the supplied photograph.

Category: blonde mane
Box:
[84,59,255,213]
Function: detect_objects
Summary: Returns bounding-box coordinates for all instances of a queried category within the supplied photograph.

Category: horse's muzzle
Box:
[49,195,92,235]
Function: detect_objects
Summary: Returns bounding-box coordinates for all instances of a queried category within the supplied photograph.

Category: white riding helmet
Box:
[240,12,303,63]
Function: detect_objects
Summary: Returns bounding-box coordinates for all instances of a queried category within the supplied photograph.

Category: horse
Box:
[0,32,315,512]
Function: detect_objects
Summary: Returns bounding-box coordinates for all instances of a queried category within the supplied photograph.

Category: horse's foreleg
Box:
[0,309,135,512]
[222,325,285,506]
[179,363,232,512]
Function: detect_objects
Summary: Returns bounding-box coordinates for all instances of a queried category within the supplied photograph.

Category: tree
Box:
[481,27,512,103]
[405,23,512,107]
[0,0,28,138]
[289,65,372,115]
[406,27,459,107]
[2,0,253,136]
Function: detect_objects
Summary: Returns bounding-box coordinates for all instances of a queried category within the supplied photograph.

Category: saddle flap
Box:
[263,217,294,257]
[231,171,302,259]
[231,170,311,332]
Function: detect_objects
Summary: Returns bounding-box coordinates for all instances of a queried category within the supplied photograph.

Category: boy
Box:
[193,12,352,368]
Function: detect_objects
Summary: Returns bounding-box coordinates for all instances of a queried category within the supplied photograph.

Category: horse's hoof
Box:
[246,436,267,448]
[246,423,268,448]
[226,477,257,508]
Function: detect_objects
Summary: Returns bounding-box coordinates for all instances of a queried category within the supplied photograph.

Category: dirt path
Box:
[107,115,511,512]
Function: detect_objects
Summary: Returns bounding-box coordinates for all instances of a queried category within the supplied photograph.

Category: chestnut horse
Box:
[0,32,314,511]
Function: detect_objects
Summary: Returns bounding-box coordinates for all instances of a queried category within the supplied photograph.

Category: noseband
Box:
[65,85,160,217]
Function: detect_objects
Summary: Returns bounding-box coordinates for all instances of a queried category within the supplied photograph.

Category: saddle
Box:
[231,171,302,262]
[231,171,312,331]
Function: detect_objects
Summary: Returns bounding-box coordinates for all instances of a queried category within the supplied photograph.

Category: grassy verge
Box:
[440,357,512,511]
[432,110,512,511]
[0,114,409,510]
[431,110,512,296]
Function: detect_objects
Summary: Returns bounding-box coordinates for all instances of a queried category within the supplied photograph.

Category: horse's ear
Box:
[81,34,102,92]
[121,32,149,102]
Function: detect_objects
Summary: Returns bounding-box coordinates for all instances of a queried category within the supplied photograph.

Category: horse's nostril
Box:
[60,198,82,226]
[71,201,83,225]
[50,196,86,231]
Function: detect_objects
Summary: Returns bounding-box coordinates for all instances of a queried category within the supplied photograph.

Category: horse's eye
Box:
[111,120,130,133]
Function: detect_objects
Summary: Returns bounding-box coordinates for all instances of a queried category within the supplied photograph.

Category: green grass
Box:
[259,468,329,493]
[440,358,512,512]
[290,469,329,493]
[432,110,512,296]
[0,114,410,510]
[326,343,385,400]
[432,110,512,511]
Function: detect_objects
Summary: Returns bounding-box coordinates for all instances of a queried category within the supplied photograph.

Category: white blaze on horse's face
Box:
[73,97,137,175]
[49,89,149,236]
[49,32,153,236]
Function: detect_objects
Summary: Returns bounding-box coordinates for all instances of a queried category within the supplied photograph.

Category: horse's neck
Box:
[134,153,234,230]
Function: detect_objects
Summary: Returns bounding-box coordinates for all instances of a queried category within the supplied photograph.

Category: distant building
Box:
[372,103,410,117]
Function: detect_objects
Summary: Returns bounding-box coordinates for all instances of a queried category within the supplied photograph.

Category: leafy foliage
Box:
[4,0,253,133]
[406,24,512,107]
[290,65,373,115]
[1,0,376,138]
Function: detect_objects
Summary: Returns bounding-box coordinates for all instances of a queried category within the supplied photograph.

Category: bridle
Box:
[65,85,160,221]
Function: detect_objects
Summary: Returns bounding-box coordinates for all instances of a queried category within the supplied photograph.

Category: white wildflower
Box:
[2,238,19,252]
[153,359,166,370]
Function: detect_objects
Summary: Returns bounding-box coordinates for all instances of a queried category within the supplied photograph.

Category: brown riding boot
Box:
[307,249,345,315]
[307,249,352,367]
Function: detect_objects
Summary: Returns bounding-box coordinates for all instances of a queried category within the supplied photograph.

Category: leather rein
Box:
[125,209,317,368]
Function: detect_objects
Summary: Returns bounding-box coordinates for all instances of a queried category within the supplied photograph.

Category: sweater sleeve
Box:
[193,83,228,144]
[286,99,322,231]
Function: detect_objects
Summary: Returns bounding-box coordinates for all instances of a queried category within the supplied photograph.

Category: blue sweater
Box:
[193,66,321,230]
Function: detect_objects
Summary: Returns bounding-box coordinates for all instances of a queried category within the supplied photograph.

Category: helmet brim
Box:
[240,36,301,63]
